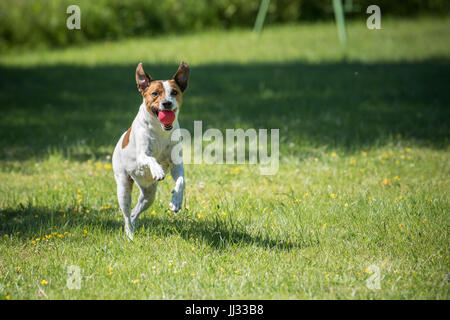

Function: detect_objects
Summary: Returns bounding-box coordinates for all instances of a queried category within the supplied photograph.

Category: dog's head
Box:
[136,61,190,131]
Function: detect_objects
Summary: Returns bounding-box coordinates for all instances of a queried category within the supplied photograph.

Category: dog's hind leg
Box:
[116,175,134,240]
[130,183,157,230]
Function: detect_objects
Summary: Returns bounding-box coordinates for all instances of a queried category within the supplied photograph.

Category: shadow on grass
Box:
[0,206,303,251]
[0,59,449,161]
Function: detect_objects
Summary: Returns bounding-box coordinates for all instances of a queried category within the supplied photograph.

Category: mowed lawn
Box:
[0,17,449,299]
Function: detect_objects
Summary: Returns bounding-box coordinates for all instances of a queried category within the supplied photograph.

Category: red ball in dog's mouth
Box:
[158,110,175,127]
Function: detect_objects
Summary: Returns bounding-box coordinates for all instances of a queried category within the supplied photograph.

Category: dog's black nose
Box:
[162,101,173,109]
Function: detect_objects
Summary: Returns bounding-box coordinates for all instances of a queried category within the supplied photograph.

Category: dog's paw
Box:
[125,223,134,241]
[149,162,165,181]
[169,191,183,212]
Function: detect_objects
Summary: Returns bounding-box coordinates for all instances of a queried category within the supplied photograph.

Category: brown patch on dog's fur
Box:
[122,126,132,149]
[143,81,164,116]
[168,80,183,108]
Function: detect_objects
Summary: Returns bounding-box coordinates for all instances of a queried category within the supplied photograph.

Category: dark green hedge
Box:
[0,0,448,51]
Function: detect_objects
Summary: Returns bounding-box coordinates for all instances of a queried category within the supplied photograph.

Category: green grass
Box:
[0,17,449,299]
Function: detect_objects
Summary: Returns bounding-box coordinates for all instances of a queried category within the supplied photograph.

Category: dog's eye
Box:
[171,90,178,96]
[151,92,159,97]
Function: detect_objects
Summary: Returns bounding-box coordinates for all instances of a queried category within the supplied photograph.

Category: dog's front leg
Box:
[138,154,165,181]
[169,164,185,212]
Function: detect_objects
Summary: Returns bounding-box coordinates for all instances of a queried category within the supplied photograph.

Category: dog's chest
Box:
[151,138,173,169]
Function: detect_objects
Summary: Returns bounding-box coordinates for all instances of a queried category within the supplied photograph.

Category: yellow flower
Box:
[104,164,112,170]
[382,178,390,185]
[394,176,400,181]
[331,152,338,158]
[405,148,411,153]
[344,203,349,207]
[330,193,337,199]
[133,279,139,284]
[303,193,310,198]
[168,262,173,267]
[151,210,156,216]
[16,266,21,271]
[5,295,10,300]
[41,280,48,285]
[361,151,367,157]
[399,224,403,228]
[221,211,227,216]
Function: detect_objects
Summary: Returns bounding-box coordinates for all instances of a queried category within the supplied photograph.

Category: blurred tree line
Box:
[0,0,448,51]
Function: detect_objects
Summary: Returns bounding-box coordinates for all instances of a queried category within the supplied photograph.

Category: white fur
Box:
[112,98,185,241]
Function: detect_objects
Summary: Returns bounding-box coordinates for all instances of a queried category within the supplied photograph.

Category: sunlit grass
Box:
[1,17,449,66]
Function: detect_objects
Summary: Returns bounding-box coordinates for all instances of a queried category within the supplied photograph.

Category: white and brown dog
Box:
[112,62,189,240]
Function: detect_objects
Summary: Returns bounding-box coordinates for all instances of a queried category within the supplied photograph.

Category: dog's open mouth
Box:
[157,109,176,131]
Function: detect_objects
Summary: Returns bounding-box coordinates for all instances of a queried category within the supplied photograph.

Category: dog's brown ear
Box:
[172,61,190,92]
[136,63,152,93]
